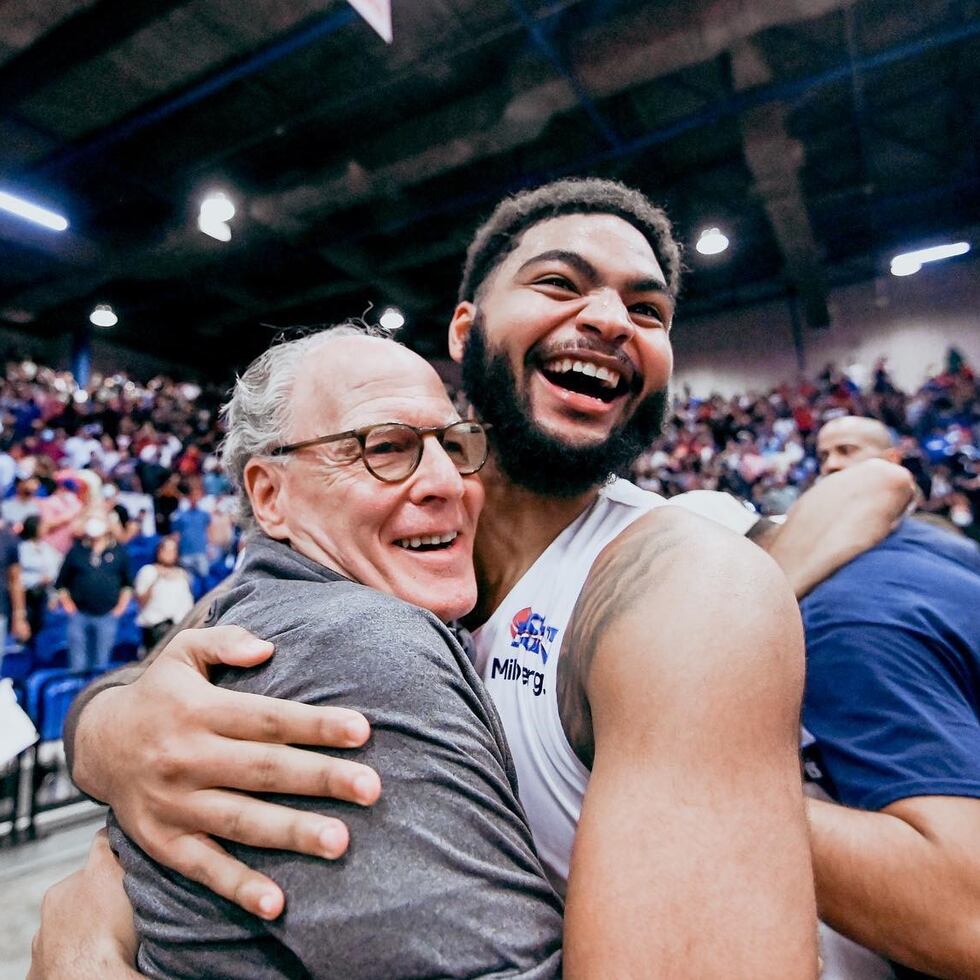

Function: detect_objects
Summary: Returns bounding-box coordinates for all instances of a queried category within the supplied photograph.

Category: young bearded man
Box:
[37,179,917,978]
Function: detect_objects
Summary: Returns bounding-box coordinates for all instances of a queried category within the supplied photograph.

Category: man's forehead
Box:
[295,340,450,430]
[505,212,662,277]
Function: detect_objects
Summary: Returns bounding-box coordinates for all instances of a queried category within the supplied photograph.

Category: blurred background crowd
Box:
[0,342,975,681]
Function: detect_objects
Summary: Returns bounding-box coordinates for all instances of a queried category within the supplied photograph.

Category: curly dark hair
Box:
[457,177,683,304]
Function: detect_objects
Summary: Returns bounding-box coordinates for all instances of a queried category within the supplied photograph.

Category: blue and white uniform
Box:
[471,480,755,891]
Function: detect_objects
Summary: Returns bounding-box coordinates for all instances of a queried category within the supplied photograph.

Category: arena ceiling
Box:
[0,0,977,374]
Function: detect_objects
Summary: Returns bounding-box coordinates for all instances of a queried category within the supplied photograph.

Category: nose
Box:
[577,288,634,346]
[820,453,842,476]
[407,435,465,504]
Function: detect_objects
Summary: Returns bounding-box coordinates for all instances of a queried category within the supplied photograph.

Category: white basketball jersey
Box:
[471,480,892,979]
[471,480,755,891]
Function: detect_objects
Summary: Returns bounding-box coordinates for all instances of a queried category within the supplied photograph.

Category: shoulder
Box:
[213,576,470,703]
[559,505,800,764]
[597,502,781,593]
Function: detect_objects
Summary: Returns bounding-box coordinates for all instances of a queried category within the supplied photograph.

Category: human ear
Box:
[448,302,475,364]
[244,458,289,540]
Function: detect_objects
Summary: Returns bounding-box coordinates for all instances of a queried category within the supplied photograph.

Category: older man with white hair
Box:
[102,324,563,978]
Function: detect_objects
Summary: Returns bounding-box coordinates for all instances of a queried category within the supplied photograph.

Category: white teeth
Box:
[544,357,622,388]
[396,531,459,550]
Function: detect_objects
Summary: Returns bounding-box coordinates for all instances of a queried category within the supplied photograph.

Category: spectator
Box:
[18,514,62,640]
[39,476,84,555]
[171,480,211,579]
[133,537,194,651]
[0,517,30,643]
[56,517,132,673]
[0,442,16,497]
[2,476,41,533]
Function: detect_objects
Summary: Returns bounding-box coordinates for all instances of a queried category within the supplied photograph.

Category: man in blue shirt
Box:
[172,482,211,579]
[803,419,980,979]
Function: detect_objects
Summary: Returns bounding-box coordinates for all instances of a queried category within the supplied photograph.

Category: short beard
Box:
[460,314,668,498]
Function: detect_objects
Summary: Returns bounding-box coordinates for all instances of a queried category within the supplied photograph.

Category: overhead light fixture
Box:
[89,304,118,327]
[695,227,729,256]
[0,189,69,232]
[379,307,405,331]
[198,191,235,242]
[890,241,970,277]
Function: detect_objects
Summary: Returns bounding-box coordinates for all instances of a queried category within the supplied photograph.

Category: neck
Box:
[467,456,600,627]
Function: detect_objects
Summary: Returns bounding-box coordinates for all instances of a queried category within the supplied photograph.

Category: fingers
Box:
[197,739,381,806]
[163,833,285,920]
[162,625,274,671]
[191,789,350,858]
[209,689,371,749]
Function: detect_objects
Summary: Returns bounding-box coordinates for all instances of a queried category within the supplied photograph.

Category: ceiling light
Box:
[695,227,729,256]
[198,192,235,241]
[0,189,69,232]
[379,307,405,331]
[89,304,118,327]
[198,214,231,241]
[890,241,969,277]
[200,192,235,223]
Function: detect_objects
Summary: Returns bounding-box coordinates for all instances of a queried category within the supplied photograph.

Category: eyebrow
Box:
[516,249,670,295]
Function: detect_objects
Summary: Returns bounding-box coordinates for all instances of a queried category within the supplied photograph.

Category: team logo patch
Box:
[509,606,558,664]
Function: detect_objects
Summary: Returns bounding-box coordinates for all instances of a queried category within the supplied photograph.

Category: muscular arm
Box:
[760,459,915,597]
[808,794,980,978]
[559,509,818,978]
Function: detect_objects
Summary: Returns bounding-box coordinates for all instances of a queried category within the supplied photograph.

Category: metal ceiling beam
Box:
[335,14,980,248]
[731,39,830,329]
[247,0,862,232]
[7,4,980,334]
[32,5,358,178]
[505,0,621,149]
[0,0,188,110]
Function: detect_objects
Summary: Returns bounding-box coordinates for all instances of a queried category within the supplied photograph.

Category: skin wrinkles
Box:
[557,516,687,768]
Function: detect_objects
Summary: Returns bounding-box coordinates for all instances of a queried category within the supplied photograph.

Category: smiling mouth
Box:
[537,356,631,404]
[396,531,459,551]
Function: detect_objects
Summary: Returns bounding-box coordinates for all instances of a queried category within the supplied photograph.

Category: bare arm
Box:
[760,459,915,597]
[28,831,139,980]
[8,562,30,641]
[67,587,380,918]
[808,794,980,978]
[560,509,818,978]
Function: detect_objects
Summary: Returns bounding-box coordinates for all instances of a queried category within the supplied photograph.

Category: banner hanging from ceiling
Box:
[347,0,392,43]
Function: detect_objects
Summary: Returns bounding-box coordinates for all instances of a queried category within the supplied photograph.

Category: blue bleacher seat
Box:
[26,667,75,724]
[1,649,34,684]
[38,676,89,742]
[127,535,161,574]
[33,628,68,667]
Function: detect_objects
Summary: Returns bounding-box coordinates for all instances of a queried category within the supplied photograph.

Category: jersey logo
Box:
[509,606,558,664]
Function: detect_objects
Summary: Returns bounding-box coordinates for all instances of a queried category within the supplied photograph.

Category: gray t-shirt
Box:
[108,535,563,979]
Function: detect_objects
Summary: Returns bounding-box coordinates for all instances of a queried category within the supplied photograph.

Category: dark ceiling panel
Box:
[0,0,976,372]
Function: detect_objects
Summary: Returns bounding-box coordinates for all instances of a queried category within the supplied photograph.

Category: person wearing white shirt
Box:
[133,536,195,651]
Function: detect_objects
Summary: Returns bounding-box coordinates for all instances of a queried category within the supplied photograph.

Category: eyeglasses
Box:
[272,420,490,483]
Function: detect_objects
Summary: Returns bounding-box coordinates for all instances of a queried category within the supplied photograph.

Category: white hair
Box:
[220,322,393,529]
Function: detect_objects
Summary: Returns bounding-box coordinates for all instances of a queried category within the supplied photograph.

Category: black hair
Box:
[458,177,682,304]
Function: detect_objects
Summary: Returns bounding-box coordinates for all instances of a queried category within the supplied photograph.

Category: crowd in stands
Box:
[631,349,980,541]
[0,360,240,674]
[0,346,976,671]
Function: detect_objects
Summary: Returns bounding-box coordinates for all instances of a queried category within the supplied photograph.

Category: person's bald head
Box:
[816,416,899,475]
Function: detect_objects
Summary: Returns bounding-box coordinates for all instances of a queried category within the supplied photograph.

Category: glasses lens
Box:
[363,424,420,480]
[441,421,488,474]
